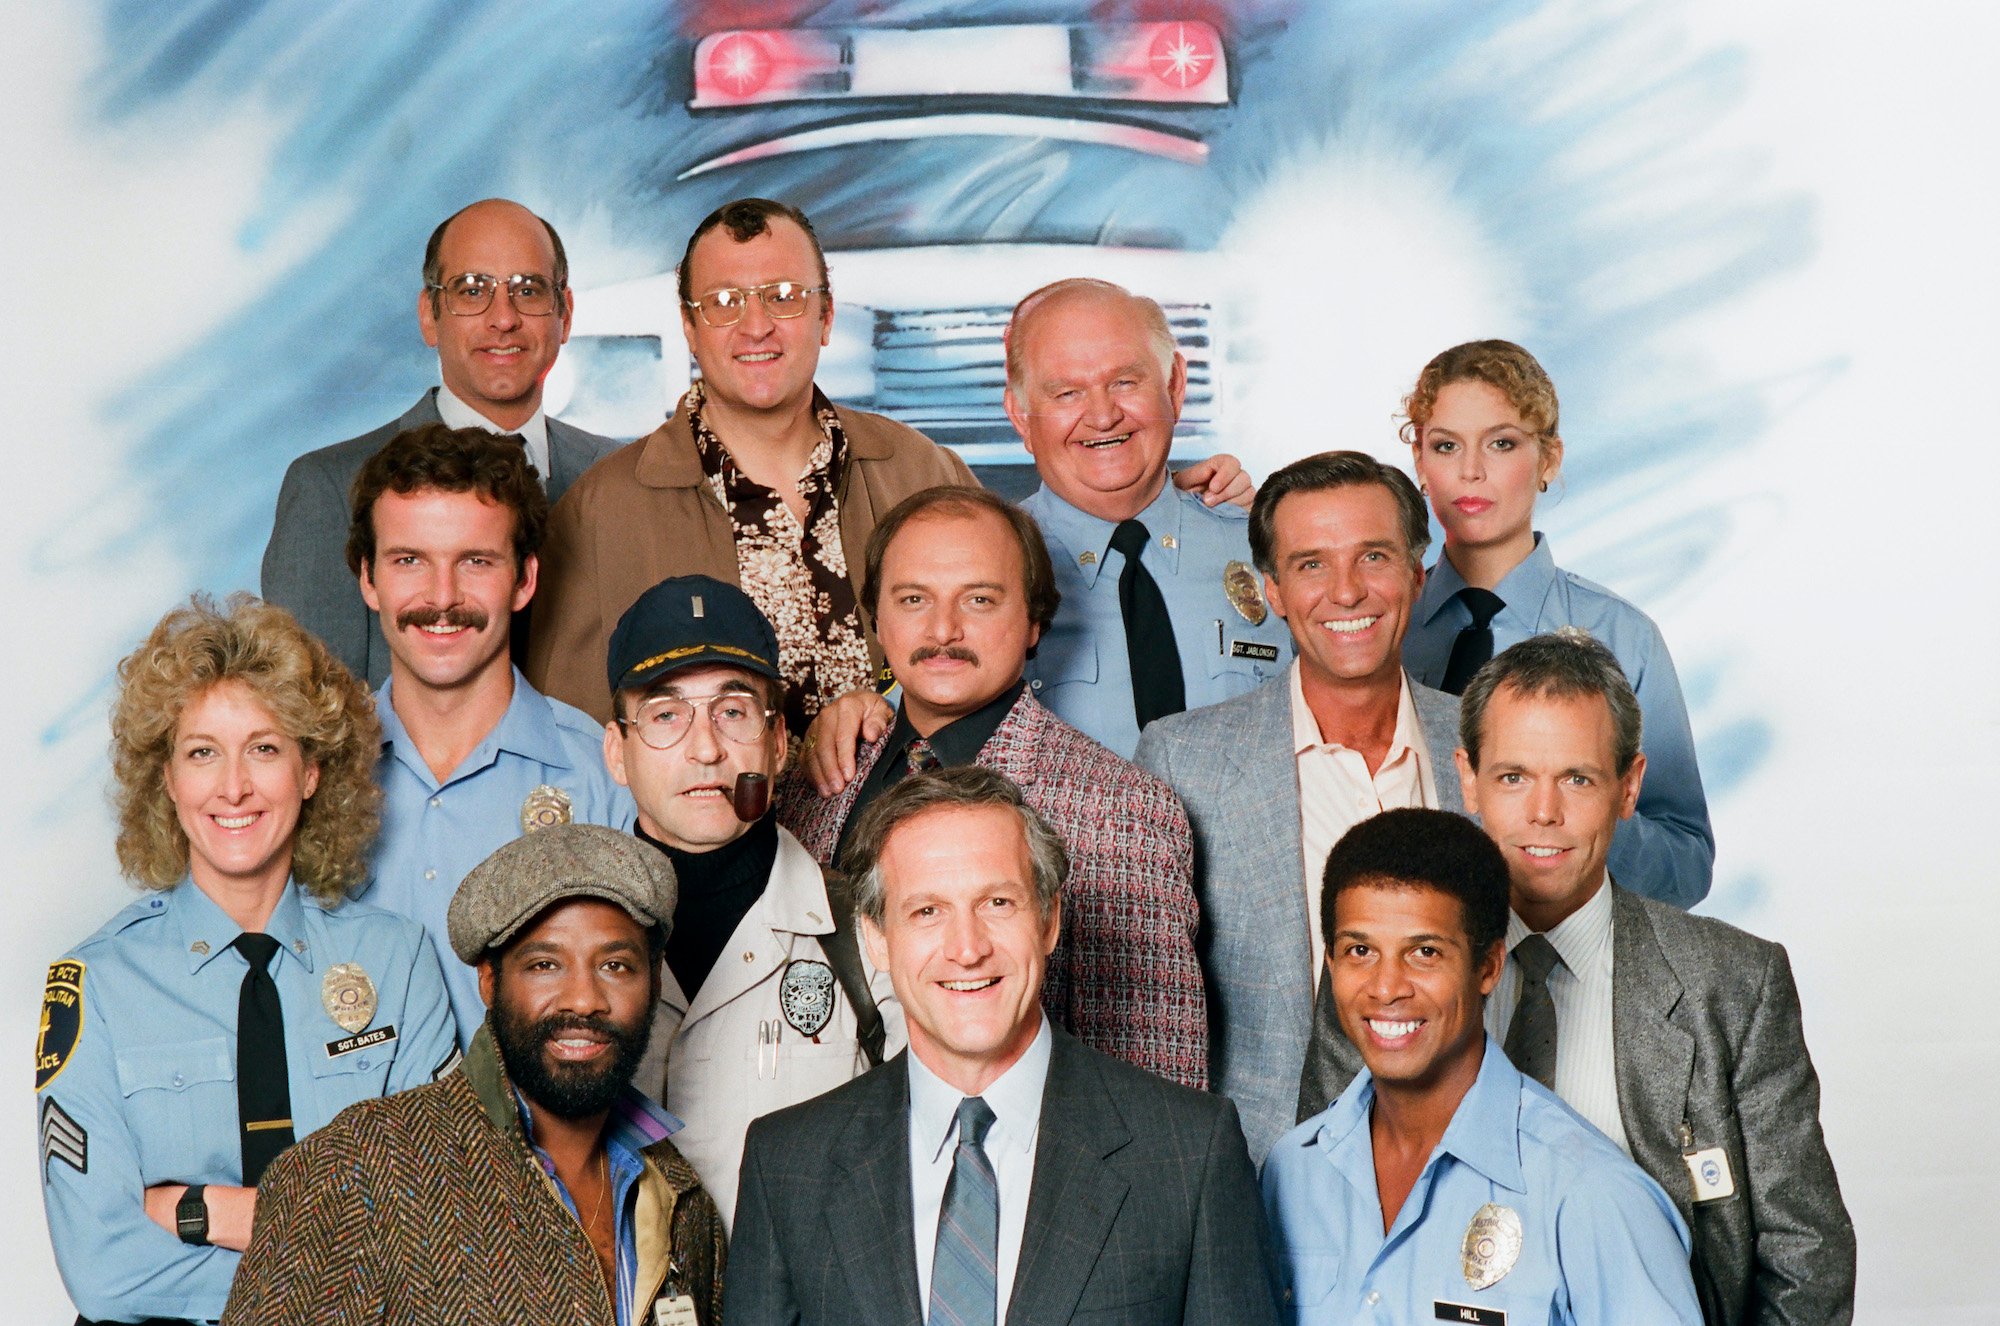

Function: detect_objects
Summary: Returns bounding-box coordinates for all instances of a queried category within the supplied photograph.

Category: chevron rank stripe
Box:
[39,1097,86,1175]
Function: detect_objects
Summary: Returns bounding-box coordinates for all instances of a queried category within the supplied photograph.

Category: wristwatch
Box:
[176,1184,209,1246]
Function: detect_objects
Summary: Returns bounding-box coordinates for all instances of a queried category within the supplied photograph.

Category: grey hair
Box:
[1459,630,1644,775]
[1247,450,1431,576]
[1004,277,1177,396]
[838,765,1068,925]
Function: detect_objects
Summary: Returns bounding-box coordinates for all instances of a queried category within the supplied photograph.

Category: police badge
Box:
[777,960,837,1038]
[520,784,573,832]
[1222,561,1268,625]
[321,963,378,1034]
[1461,1202,1524,1289]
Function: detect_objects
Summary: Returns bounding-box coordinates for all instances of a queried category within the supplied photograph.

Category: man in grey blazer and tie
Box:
[727,766,1277,1326]
[1135,450,1463,1164]
[1298,632,1855,1324]
[262,198,620,686]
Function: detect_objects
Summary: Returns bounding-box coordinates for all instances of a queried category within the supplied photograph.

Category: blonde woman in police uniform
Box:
[35,596,457,1326]
[602,575,902,1228]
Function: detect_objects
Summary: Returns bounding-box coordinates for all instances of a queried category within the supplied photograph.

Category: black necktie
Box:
[1109,520,1186,728]
[232,933,295,1184]
[1439,587,1506,695]
[1504,933,1562,1090]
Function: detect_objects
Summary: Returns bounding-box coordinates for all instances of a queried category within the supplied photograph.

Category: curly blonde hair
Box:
[1399,339,1561,455]
[112,594,382,901]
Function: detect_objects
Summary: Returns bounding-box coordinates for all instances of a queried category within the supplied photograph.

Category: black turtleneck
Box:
[636,813,778,1000]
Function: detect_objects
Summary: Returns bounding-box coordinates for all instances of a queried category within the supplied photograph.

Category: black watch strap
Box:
[175,1183,209,1246]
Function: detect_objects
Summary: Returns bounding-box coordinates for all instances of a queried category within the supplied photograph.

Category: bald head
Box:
[423,199,568,302]
[1004,278,1177,396]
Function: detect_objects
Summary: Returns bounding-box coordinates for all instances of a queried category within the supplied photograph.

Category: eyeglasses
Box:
[683,281,827,328]
[617,692,776,750]
[425,272,565,317]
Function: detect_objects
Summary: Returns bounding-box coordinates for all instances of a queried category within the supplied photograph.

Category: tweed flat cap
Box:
[446,823,678,963]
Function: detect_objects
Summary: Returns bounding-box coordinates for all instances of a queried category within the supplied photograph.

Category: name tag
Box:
[1683,1143,1737,1202]
[1230,640,1280,661]
[324,1025,397,1059]
[653,1294,701,1326]
[1434,1302,1505,1325]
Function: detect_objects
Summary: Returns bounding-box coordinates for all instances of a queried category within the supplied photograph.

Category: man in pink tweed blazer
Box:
[775,486,1207,1089]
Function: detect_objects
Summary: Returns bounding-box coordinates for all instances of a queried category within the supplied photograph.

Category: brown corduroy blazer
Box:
[222,1026,725,1326]
[525,395,974,723]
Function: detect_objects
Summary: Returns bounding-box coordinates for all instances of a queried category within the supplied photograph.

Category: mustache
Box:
[396,604,490,632]
[909,645,978,666]
[533,1012,620,1042]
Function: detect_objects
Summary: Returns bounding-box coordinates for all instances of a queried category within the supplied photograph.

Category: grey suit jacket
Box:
[260,389,619,687]
[725,1027,1278,1326]
[1132,670,1462,1165]
[1296,884,1856,1325]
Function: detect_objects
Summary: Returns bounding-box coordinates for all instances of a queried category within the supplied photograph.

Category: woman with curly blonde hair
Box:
[1400,339,1714,907]
[35,594,458,1326]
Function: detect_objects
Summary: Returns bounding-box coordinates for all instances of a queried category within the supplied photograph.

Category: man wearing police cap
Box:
[600,574,901,1228]
[226,824,725,1326]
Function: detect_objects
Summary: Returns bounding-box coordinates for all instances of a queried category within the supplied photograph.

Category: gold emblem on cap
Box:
[1461,1202,1523,1289]
[521,784,573,833]
[321,963,377,1034]
[1223,560,1268,625]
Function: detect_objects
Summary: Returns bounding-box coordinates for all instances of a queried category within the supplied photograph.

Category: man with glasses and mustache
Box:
[264,199,621,687]
[599,574,901,1227]
[224,824,726,1326]
[348,424,632,1043]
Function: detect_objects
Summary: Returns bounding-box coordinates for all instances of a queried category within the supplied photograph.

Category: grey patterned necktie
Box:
[929,1096,999,1326]
[1504,933,1563,1090]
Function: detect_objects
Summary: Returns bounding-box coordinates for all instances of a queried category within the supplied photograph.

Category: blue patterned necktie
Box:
[929,1096,999,1326]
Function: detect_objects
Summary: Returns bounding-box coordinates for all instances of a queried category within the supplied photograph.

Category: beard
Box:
[490,990,654,1120]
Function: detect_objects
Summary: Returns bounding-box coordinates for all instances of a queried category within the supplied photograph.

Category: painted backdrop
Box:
[8,2,1995,1318]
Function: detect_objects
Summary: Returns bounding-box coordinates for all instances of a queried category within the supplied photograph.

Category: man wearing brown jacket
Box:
[527,198,974,728]
[224,825,725,1326]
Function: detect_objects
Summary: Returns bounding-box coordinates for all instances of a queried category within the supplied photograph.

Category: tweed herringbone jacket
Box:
[222,1026,725,1326]
[775,688,1207,1088]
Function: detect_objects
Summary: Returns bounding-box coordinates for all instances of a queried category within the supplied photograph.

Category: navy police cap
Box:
[606,575,782,695]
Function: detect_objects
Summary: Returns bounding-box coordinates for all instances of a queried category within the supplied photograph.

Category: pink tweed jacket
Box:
[775,689,1207,1089]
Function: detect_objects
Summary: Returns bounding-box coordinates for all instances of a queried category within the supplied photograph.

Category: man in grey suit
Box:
[727,766,1277,1326]
[1298,632,1855,1324]
[1135,450,1462,1164]
[262,198,620,686]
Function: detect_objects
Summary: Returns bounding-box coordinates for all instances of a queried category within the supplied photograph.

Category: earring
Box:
[1538,480,1549,493]
[1419,483,1429,498]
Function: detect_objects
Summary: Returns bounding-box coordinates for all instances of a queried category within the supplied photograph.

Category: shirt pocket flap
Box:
[1028,634,1098,690]
[116,1037,232,1096]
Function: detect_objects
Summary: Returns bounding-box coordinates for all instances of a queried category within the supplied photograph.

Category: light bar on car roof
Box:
[689,21,1228,109]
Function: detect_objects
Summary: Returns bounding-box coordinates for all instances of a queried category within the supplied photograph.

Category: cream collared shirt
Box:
[1487,881,1629,1154]
[1292,665,1441,983]
[435,384,551,486]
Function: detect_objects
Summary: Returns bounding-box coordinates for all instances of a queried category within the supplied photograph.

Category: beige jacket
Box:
[526,398,974,722]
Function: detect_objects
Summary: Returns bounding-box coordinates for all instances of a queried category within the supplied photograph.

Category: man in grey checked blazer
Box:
[1135,451,1464,1164]
[261,199,618,686]
[728,767,1276,1326]
[1298,634,1855,1324]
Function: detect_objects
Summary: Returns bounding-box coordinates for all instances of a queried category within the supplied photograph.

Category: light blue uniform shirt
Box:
[364,668,635,1042]
[520,1086,685,1326]
[36,879,457,1324]
[1406,535,1714,907]
[1022,482,1294,758]
[1262,1036,1700,1326]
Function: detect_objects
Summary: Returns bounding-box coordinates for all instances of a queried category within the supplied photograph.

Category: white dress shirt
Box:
[1487,881,1629,1153]
[435,383,551,486]
[908,1017,1051,1324]
[1291,665,1441,981]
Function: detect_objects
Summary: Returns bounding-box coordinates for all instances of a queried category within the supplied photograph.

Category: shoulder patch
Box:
[39,1097,86,1175]
[36,961,85,1090]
